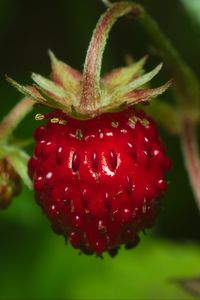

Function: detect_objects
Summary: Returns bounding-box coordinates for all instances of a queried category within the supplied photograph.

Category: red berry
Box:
[29,108,170,256]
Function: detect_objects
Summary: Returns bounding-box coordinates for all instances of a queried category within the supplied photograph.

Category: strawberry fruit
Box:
[10,2,171,256]
[29,108,170,256]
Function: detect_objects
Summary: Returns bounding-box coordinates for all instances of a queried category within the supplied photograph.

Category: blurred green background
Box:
[1,0,200,299]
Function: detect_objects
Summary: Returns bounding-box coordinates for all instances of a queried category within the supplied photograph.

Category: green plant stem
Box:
[181,119,200,211]
[102,0,200,212]
[137,10,200,112]
[134,5,200,211]
[0,97,33,142]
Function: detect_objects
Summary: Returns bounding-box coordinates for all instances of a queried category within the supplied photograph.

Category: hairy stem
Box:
[0,97,34,141]
[80,2,141,114]
[181,119,200,211]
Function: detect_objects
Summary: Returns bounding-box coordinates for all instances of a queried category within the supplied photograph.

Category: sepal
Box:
[49,50,82,95]
[103,56,147,92]
[100,80,172,113]
[8,2,171,119]
[111,63,163,99]
[0,145,32,189]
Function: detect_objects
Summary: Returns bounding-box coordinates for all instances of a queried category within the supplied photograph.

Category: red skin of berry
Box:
[29,108,171,256]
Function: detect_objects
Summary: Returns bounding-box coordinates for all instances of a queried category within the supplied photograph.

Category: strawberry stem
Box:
[181,119,200,212]
[80,2,141,114]
[0,97,33,142]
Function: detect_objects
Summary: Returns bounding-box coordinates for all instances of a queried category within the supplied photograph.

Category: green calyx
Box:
[8,2,171,120]
[0,98,34,190]
[0,143,32,190]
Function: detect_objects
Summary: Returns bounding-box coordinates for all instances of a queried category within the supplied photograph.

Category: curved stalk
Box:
[0,97,33,142]
[80,2,141,113]
[181,119,200,211]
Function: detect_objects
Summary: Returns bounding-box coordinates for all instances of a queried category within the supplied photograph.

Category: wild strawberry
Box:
[29,108,170,256]
[0,158,21,209]
[9,2,171,256]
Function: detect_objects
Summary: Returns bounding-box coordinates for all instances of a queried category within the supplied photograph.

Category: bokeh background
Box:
[0,0,200,299]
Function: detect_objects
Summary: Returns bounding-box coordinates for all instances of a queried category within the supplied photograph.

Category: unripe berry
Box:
[0,159,21,209]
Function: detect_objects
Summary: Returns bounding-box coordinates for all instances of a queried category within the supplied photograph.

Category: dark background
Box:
[0,0,200,299]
